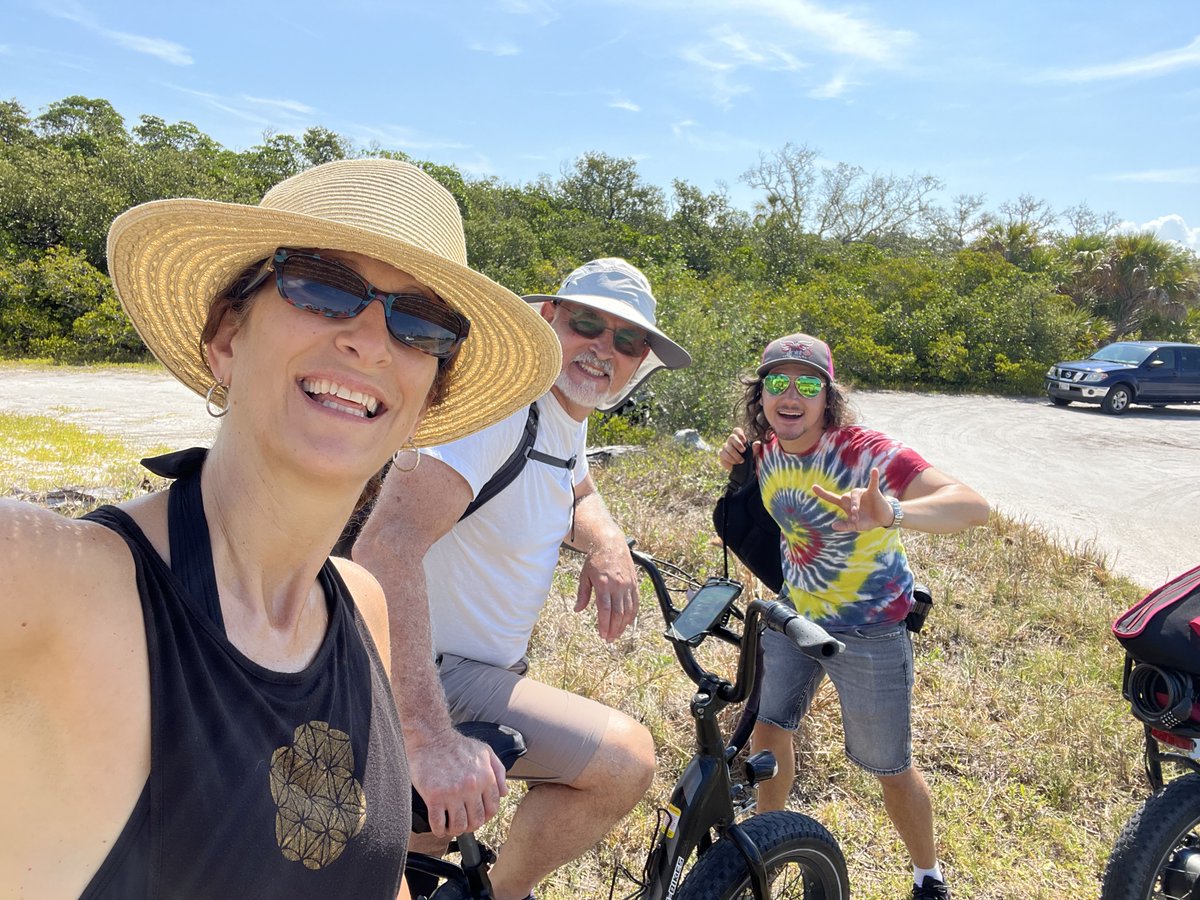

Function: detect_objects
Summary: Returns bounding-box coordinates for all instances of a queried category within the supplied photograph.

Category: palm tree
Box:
[1074,232,1199,340]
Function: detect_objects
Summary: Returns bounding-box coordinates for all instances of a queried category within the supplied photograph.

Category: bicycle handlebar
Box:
[629,547,843,702]
[758,599,844,658]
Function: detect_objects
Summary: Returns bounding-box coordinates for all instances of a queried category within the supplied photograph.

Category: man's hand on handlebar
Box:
[409,729,507,837]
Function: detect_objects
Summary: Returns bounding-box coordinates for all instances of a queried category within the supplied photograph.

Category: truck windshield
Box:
[1089,343,1154,365]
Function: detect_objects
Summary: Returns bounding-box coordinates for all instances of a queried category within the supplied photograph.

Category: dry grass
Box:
[2,422,1150,899]
[0,411,169,500]
[524,440,1147,900]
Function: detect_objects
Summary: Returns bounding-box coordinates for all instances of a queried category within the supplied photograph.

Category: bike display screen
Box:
[666,580,742,645]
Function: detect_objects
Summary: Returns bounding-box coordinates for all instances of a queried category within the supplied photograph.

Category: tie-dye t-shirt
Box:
[757,427,929,628]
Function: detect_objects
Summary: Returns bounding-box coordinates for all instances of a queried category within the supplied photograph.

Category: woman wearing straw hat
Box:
[0,159,559,899]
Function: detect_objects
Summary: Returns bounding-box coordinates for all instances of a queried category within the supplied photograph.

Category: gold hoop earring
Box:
[205,380,230,418]
[392,442,421,473]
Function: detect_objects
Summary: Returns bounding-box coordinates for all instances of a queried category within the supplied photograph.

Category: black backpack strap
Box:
[458,403,575,522]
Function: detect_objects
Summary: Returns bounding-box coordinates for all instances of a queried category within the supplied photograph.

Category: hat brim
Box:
[523,293,691,371]
[756,359,830,380]
[523,294,691,412]
[108,199,560,446]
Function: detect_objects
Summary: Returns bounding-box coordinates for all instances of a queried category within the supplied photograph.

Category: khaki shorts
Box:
[437,653,612,785]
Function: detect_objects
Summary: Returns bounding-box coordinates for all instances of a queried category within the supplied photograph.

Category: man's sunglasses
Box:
[763,373,825,398]
[555,301,648,358]
[238,249,470,359]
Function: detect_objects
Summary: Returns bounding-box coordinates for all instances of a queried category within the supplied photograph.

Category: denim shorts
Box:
[758,621,914,775]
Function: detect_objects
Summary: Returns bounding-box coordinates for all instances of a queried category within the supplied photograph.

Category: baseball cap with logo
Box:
[756,333,835,381]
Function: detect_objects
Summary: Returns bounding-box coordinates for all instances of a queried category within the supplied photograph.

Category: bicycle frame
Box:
[1142,723,1200,793]
[404,549,840,900]
[623,548,825,900]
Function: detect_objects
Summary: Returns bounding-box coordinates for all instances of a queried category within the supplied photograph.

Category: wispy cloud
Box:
[40,1,192,65]
[1036,35,1200,83]
[587,28,630,53]
[668,118,760,154]
[470,39,520,56]
[723,0,912,64]
[680,27,806,108]
[609,97,641,112]
[808,71,853,99]
[623,0,912,64]
[715,30,802,71]
[354,124,469,153]
[671,2,908,110]
[165,84,271,126]
[678,51,750,109]
[164,86,315,135]
[450,152,496,177]
[1107,167,1200,185]
[671,119,698,138]
[498,0,559,26]
[240,95,315,115]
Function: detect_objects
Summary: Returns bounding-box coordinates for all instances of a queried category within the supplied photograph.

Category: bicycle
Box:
[405,546,851,899]
[1100,658,1200,900]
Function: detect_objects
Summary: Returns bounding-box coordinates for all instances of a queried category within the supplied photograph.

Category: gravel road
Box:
[2,365,1196,589]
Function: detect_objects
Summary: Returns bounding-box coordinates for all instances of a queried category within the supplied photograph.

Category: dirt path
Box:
[852,390,1200,590]
[2,365,1196,589]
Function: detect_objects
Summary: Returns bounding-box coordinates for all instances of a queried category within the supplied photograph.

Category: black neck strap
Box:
[142,448,225,630]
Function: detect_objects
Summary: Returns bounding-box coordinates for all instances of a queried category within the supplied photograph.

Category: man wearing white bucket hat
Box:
[357,258,690,900]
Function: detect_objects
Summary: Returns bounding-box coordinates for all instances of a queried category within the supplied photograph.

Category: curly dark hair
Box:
[737,370,857,444]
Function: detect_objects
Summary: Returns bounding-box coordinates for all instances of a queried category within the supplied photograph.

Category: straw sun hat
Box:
[106,158,560,446]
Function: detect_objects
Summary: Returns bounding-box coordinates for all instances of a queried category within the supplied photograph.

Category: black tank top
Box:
[78,449,410,899]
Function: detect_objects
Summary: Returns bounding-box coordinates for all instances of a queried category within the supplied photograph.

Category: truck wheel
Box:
[1102,384,1133,414]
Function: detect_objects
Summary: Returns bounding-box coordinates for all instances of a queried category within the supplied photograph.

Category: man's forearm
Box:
[897,484,990,534]
[358,541,455,746]
[564,489,625,554]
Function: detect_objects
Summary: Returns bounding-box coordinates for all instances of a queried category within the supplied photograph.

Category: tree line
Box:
[2,95,1197,435]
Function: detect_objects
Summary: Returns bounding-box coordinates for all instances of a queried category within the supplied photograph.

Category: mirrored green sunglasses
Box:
[762,373,825,398]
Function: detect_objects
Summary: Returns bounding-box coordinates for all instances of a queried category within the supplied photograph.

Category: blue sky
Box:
[4,0,1199,250]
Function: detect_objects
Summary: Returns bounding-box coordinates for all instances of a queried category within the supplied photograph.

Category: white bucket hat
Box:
[524,258,691,411]
[106,158,560,445]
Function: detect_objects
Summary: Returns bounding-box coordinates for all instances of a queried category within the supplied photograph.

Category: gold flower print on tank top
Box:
[269,721,367,869]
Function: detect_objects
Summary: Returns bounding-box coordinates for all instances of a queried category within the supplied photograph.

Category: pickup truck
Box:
[1045,341,1200,414]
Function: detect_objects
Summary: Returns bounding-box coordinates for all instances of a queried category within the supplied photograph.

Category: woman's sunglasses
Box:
[555,301,648,358]
[762,373,825,398]
[238,249,470,359]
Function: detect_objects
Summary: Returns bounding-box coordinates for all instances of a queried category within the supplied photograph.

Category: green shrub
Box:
[587,411,656,445]
[0,245,147,362]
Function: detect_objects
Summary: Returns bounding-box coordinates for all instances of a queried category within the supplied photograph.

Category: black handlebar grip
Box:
[761,601,844,658]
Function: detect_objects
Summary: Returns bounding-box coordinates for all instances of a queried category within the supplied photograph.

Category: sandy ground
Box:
[1,364,1196,589]
[851,390,1200,590]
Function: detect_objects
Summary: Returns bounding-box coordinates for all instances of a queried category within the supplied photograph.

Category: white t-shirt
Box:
[422,394,589,668]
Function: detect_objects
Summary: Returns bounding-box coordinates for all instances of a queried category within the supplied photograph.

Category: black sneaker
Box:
[912,875,950,899]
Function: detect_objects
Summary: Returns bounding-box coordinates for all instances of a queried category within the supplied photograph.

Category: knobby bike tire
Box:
[674,811,849,900]
[1101,772,1200,900]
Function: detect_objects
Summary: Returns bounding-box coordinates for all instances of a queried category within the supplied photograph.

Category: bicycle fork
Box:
[642,684,774,900]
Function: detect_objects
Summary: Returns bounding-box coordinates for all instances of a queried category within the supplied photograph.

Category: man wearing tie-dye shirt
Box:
[719,333,989,900]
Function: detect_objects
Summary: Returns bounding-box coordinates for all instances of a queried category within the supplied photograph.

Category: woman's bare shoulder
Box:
[0,498,140,659]
[330,555,392,676]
